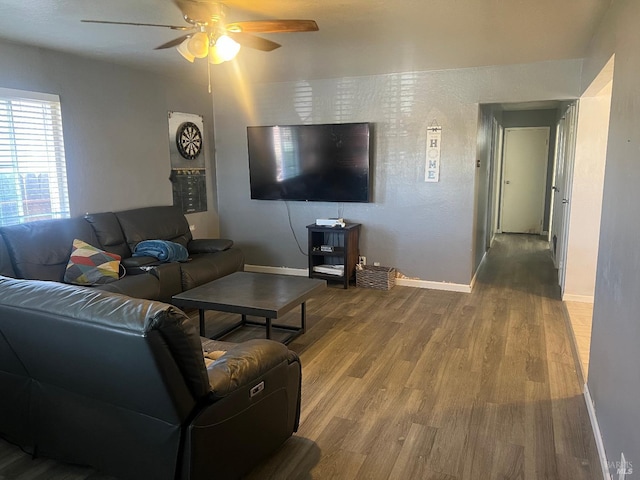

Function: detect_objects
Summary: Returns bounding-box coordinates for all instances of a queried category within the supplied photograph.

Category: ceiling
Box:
[0,0,611,84]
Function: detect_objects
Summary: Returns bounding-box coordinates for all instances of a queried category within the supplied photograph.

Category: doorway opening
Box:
[472,100,569,282]
[474,55,615,384]
[563,55,614,381]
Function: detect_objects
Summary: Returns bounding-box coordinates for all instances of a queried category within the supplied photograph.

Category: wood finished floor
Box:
[0,234,601,480]
[564,301,593,381]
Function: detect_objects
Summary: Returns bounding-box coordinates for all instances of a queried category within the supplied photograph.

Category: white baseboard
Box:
[244,264,472,293]
[563,293,595,303]
[244,264,308,277]
[470,251,488,292]
[584,384,611,480]
[394,277,472,293]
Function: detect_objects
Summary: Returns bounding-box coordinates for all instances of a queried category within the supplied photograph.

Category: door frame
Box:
[485,117,501,246]
[550,102,579,292]
[492,124,505,235]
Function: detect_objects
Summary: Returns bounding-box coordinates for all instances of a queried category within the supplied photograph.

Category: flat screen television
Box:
[247,122,371,202]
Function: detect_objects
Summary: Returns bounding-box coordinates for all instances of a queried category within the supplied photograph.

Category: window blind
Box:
[0,87,70,226]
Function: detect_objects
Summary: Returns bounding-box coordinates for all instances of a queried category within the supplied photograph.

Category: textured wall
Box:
[212,60,581,285]
[0,40,219,237]
[581,0,640,471]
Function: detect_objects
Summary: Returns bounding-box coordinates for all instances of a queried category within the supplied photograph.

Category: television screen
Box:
[247,122,371,202]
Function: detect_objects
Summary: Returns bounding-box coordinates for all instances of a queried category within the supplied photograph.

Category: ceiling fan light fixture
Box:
[208,48,225,64]
[215,35,241,62]
[176,38,195,62]
[83,7,318,76]
[187,31,209,58]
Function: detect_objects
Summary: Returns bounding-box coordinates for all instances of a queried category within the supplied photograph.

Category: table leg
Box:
[266,318,272,339]
[199,309,205,336]
[301,302,307,333]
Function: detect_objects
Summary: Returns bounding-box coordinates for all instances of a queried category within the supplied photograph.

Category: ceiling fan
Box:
[82,0,319,65]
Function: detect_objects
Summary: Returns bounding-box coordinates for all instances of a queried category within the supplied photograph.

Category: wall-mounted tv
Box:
[247,122,371,202]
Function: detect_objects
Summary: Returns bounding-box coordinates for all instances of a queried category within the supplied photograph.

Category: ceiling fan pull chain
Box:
[207,58,212,94]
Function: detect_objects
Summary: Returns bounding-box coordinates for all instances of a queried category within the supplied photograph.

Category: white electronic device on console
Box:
[316,217,345,227]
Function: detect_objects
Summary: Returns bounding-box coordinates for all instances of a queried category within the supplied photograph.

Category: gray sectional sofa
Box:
[0,207,303,479]
[0,205,244,302]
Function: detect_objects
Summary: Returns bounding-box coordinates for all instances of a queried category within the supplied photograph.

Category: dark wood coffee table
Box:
[172,272,327,344]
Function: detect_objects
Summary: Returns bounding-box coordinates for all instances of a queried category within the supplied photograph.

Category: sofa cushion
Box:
[84,212,132,259]
[0,217,99,281]
[64,239,123,286]
[115,206,192,251]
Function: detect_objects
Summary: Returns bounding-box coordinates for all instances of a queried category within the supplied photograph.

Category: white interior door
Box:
[500,127,550,234]
[550,103,578,290]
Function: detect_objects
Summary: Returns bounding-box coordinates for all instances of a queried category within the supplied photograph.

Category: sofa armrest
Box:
[146,262,183,303]
[188,239,233,254]
[122,256,160,273]
[206,339,296,398]
[185,338,301,479]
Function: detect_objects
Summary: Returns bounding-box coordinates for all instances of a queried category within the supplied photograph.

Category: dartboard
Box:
[176,122,202,160]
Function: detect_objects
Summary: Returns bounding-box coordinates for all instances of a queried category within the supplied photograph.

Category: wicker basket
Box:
[356,265,396,290]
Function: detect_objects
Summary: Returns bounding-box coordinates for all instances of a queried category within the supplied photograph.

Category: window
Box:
[0,87,69,226]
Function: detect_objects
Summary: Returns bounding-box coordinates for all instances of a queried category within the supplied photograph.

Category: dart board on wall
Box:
[168,112,207,214]
[176,121,203,160]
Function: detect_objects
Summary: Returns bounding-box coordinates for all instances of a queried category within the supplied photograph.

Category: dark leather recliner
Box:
[0,276,301,480]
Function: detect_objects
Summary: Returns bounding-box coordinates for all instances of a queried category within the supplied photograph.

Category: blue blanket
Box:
[132,240,189,263]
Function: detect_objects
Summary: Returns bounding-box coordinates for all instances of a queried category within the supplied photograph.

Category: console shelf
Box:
[307,223,361,289]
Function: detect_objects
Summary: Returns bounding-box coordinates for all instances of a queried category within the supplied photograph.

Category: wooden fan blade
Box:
[81,20,190,30]
[154,34,192,50]
[228,32,281,52]
[227,20,318,34]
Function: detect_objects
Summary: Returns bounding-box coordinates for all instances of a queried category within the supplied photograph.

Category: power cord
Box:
[285,201,308,257]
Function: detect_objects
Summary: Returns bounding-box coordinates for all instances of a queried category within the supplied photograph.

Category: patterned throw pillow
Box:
[64,239,123,286]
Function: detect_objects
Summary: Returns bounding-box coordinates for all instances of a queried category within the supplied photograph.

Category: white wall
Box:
[563,79,612,302]
[212,59,582,286]
[0,40,219,237]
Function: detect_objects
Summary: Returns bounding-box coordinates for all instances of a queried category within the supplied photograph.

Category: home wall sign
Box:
[425,124,442,183]
[168,111,207,213]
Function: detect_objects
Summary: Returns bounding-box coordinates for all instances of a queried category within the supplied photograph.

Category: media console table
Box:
[307,223,361,289]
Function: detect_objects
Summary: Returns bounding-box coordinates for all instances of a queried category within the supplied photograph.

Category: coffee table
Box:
[172,272,327,344]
